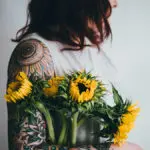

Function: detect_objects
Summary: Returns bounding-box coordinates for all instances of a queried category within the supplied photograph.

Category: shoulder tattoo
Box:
[7,39,55,84]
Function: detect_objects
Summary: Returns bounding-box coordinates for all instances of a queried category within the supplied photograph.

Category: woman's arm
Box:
[7,39,55,150]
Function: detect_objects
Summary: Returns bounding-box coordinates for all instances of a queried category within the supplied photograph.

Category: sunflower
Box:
[113,103,140,146]
[15,71,28,81]
[69,75,98,103]
[43,76,64,97]
[4,72,32,103]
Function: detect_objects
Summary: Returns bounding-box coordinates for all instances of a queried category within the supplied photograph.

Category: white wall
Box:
[104,0,150,149]
[0,0,28,150]
[0,0,149,149]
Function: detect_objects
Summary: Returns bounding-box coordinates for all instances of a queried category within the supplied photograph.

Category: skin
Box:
[110,142,143,150]
[69,142,143,150]
[109,0,118,8]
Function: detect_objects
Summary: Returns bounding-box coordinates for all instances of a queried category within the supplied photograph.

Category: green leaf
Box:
[42,81,50,88]
[60,93,68,99]
[106,109,114,120]
[24,108,35,116]
[59,84,67,92]
[112,84,123,105]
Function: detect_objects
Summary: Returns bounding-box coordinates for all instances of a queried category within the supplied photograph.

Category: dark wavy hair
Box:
[13,0,112,50]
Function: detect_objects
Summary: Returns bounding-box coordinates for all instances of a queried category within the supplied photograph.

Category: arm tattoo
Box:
[7,39,55,84]
[7,39,55,150]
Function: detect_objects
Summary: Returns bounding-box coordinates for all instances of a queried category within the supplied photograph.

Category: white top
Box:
[24,33,118,105]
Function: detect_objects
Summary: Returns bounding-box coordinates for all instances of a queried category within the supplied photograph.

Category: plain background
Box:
[0,0,149,149]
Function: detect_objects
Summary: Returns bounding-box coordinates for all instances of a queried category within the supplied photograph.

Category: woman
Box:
[7,0,142,149]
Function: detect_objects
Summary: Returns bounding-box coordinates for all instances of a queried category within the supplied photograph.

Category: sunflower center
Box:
[78,83,88,94]
[12,83,21,92]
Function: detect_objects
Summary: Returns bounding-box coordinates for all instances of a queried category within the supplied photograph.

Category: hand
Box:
[69,143,143,150]
[110,142,143,150]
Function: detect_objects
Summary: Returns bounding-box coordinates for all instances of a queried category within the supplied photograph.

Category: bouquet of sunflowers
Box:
[5,70,140,150]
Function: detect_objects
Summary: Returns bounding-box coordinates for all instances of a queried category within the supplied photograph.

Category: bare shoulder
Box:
[110,142,143,150]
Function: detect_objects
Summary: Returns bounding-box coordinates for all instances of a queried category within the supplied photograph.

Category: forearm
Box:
[7,104,46,150]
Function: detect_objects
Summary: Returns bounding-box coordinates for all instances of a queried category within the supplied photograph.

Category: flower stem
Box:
[63,129,67,145]
[71,111,79,146]
[77,118,86,127]
[58,111,67,145]
[34,101,56,144]
[45,108,56,144]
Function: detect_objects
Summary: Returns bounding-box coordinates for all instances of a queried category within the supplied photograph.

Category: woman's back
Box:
[22,33,116,82]
[23,33,95,76]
